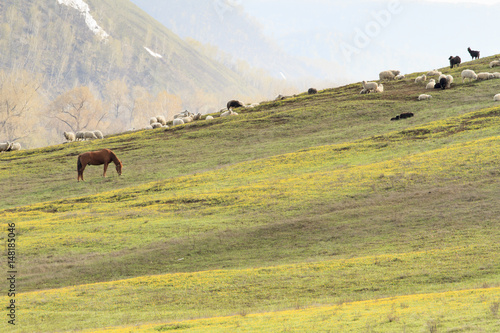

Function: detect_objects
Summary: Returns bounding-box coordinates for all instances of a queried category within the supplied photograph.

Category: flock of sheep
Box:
[64,130,104,142]
[0,142,21,152]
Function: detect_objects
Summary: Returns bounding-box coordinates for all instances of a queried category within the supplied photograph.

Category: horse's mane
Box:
[108,149,122,166]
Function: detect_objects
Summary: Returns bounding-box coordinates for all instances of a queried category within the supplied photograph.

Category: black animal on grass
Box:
[226,100,244,110]
[391,112,414,121]
[467,47,480,60]
[449,55,461,68]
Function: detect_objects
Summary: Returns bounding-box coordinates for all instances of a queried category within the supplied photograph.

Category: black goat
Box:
[467,47,480,60]
[226,100,244,110]
[449,56,461,68]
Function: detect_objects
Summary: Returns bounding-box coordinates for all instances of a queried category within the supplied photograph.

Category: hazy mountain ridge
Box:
[0,0,269,101]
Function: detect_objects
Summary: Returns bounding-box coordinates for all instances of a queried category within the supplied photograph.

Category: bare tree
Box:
[49,86,107,132]
[0,70,44,142]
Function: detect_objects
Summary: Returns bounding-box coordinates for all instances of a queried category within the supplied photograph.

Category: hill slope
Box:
[1,56,500,332]
[0,0,263,100]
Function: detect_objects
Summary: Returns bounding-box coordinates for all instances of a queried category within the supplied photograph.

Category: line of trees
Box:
[0,70,184,149]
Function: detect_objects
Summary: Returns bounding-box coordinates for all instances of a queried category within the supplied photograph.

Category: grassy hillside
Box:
[1,56,500,332]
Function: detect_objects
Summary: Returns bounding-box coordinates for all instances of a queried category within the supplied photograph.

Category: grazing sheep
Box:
[192,113,202,121]
[489,60,500,68]
[461,69,478,83]
[308,88,318,94]
[359,88,369,94]
[418,94,432,101]
[379,70,396,80]
[434,77,448,90]
[205,116,214,120]
[477,72,494,80]
[151,122,163,129]
[492,72,500,78]
[362,80,378,92]
[467,47,480,60]
[415,74,427,84]
[0,142,10,152]
[172,119,184,126]
[494,94,500,101]
[64,131,76,142]
[395,74,405,80]
[182,116,193,123]
[84,131,97,140]
[426,70,442,77]
[426,79,436,89]
[446,75,454,88]
[227,100,244,110]
[149,117,158,125]
[75,131,85,141]
[174,110,192,119]
[93,130,104,139]
[221,110,235,117]
[449,56,461,68]
[8,142,21,151]
[156,115,166,125]
[375,84,384,93]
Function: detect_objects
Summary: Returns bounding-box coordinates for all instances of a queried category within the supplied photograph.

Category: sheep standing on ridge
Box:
[64,131,76,142]
[461,69,478,83]
[362,80,378,92]
[93,130,104,139]
[379,70,398,80]
[149,117,157,125]
[0,142,10,152]
[467,47,480,60]
[156,115,167,125]
[75,131,85,141]
[308,88,318,94]
[449,56,461,68]
[84,131,97,140]
[6,142,21,151]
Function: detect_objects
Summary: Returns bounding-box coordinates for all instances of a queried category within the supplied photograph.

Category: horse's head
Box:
[116,161,123,176]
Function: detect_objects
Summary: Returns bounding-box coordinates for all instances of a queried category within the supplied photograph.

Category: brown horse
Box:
[77,149,122,182]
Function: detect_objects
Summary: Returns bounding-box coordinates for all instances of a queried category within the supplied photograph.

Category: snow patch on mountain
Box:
[57,0,109,40]
[144,47,163,59]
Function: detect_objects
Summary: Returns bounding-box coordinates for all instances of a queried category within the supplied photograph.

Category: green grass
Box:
[1,56,500,332]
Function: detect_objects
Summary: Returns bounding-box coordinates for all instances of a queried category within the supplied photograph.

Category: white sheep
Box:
[205,116,214,120]
[84,131,97,140]
[477,72,494,80]
[156,115,166,125]
[446,75,454,88]
[426,70,442,77]
[461,69,478,82]
[151,122,163,129]
[149,117,158,125]
[418,94,432,101]
[426,79,436,89]
[64,131,76,142]
[362,80,378,92]
[9,142,21,151]
[0,142,10,152]
[379,70,396,80]
[415,74,427,84]
[75,131,85,141]
[93,130,103,139]
[494,94,500,101]
[395,74,405,80]
[182,116,193,123]
[376,84,384,93]
[172,119,184,126]
[493,72,500,78]
[174,110,192,119]
[192,113,202,121]
[490,60,500,68]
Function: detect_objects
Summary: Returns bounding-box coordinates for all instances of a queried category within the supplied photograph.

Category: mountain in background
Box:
[0,0,281,108]
[130,0,500,84]
[127,0,341,88]
[0,0,301,148]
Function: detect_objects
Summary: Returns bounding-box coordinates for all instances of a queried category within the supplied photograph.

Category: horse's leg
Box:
[78,163,87,182]
[103,162,108,177]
